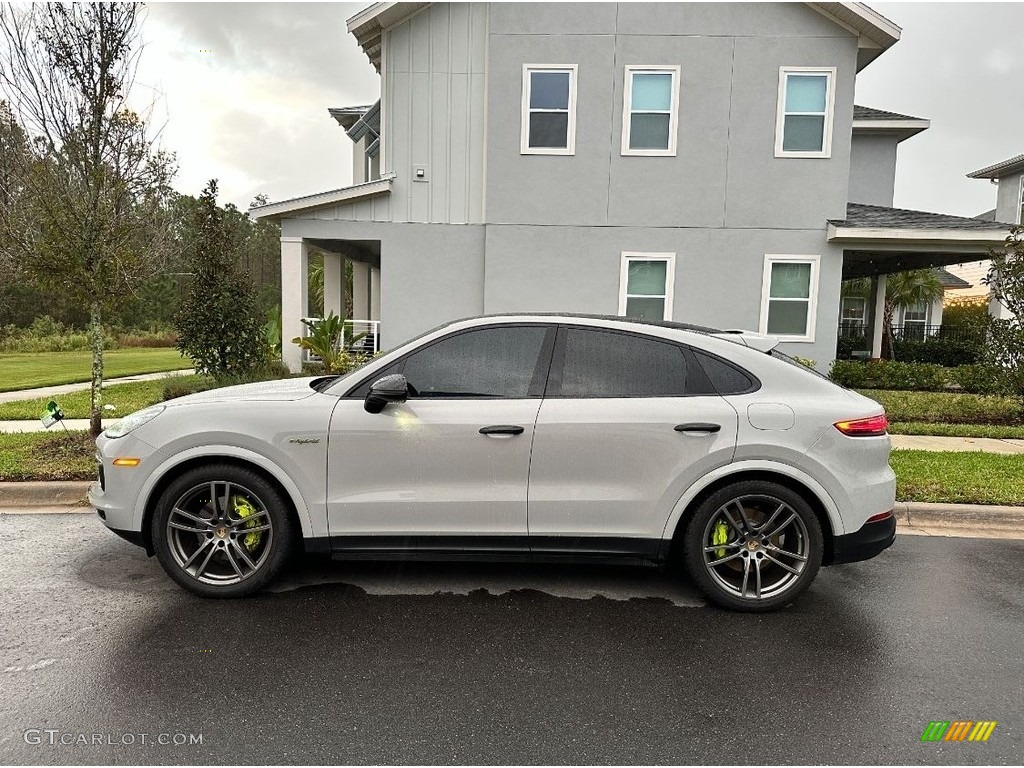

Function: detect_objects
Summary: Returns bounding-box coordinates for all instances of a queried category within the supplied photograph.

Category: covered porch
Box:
[829,203,1013,358]
[251,179,393,372]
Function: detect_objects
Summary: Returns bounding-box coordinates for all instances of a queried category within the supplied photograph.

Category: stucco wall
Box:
[482,223,844,368]
[995,171,1023,225]
[848,133,897,206]
[484,2,858,230]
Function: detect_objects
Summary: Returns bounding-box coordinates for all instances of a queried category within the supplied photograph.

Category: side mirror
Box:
[364,373,409,413]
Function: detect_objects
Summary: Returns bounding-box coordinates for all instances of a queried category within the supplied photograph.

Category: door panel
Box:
[527,397,738,541]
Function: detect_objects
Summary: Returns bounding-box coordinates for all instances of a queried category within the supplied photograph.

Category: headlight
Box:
[103,405,166,439]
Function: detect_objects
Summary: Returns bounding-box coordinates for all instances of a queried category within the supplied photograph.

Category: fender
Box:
[659,458,846,542]
[131,444,317,540]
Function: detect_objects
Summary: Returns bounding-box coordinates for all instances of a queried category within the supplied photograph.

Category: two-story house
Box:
[253,2,1011,372]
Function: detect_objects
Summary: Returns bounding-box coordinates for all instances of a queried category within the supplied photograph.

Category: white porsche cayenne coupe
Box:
[90,314,896,611]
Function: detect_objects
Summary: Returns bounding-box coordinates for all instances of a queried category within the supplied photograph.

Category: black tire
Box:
[682,480,823,612]
[151,464,295,598]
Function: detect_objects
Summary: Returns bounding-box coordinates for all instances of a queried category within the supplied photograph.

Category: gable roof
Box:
[932,268,971,289]
[328,104,373,131]
[853,105,924,122]
[347,2,900,73]
[967,154,1024,180]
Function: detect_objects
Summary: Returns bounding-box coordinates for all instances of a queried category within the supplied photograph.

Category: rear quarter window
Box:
[692,349,759,395]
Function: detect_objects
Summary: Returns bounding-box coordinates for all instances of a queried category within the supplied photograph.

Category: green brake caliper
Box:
[231,496,262,553]
[712,520,730,559]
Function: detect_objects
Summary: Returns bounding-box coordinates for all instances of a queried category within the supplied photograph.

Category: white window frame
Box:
[840,296,867,328]
[521,64,578,156]
[774,67,837,159]
[621,65,681,157]
[759,254,821,342]
[618,252,676,321]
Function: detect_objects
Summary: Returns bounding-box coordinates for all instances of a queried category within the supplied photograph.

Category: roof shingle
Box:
[853,105,926,122]
[831,203,1014,231]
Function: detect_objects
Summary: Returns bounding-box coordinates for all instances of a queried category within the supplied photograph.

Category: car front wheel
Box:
[683,481,823,612]
[152,464,294,598]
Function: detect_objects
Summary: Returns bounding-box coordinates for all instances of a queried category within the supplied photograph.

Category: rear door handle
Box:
[479,425,525,436]
[674,423,722,434]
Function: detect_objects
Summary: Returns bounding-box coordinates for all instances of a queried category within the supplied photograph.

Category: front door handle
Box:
[674,423,722,434]
[479,425,525,436]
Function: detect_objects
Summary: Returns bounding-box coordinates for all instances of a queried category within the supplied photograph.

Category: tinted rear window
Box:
[558,327,689,397]
[692,349,758,395]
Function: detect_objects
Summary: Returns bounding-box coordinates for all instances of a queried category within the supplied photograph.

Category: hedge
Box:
[830,359,1013,395]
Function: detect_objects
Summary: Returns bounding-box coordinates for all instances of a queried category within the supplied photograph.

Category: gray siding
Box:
[848,133,897,206]
[383,3,487,225]
[485,2,858,229]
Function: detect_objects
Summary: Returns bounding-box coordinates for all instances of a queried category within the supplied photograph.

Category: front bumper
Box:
[831,513,896,564]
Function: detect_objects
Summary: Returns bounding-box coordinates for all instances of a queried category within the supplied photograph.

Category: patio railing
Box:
[299,318,380,364]
[838,322,986,344]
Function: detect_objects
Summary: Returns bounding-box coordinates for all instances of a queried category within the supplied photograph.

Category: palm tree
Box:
[882,269,944,358]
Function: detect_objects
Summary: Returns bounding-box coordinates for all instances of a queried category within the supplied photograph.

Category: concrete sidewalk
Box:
[0,369,193,404]
[889,434,1024,454]
[1,481,1021,539]
[0,418,117,433]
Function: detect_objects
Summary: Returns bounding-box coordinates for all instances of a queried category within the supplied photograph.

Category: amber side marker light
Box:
[834,414,888,437]
[112,458,141,467]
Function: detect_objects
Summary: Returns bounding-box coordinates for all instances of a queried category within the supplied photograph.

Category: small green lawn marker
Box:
[40,400,67,431]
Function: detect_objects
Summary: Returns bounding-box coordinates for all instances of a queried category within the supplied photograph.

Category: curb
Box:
[0,481,92,508]
[894,502,1024,530]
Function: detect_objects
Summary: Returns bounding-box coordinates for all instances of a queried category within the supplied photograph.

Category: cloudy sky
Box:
[135,2,1024,218]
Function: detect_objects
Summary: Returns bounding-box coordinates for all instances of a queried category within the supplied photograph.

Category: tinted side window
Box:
[401,326,549,398]
[692,349,757,395]
[558,328,688,397]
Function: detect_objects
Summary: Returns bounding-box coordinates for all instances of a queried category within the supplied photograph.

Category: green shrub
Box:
[869,360,948,391]
[891,338,980,366]
[829,360,870,388]
[949,364,1012,395]
[857,389,1024,425]
[163,375,217,401]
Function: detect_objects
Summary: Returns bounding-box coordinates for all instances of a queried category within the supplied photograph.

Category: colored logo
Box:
[921,721,997,742]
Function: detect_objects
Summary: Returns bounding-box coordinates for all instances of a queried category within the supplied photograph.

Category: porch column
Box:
[370,266,381,322]
[323,252,343,320]
[280,236,308,373]
[871,273,887,359]
[352,261,370,319]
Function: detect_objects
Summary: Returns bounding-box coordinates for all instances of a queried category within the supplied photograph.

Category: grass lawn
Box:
[857,389,1024,426]
[0,378,182,420]
[889,422,1024,439]
[891,450,1024,506]
[0,348,189,392]
[0,431,96,481]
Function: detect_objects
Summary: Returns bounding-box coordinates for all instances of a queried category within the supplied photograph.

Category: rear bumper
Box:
[831,513,896,565]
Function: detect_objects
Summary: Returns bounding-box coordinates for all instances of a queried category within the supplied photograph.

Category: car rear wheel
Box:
[683,481,823,612]
[152,464,294,598]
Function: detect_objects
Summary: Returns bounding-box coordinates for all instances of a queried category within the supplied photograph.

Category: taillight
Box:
[834,414,888,436]
[866,510,894,523]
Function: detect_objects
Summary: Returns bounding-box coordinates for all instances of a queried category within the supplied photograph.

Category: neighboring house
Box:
[253,2,1012,372]
[944,153,1024,320]
[840,267,969,343]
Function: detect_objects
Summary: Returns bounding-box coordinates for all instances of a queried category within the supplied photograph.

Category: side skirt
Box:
[314,535,665,566]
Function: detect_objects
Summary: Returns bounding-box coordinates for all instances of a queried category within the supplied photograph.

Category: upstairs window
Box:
[775,68,835,158]
[621,66,680,156]
[618,252,675,321]
[521,66,577,155]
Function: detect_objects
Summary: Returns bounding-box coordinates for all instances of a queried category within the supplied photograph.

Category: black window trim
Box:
[342,322,557,401]
[546,323,721,400]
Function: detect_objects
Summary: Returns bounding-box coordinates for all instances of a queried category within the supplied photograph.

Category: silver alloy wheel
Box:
[166,480,275,586]
[700,494,809,601]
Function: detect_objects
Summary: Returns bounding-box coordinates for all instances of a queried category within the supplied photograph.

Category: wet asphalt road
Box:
[0,514,1022,765]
